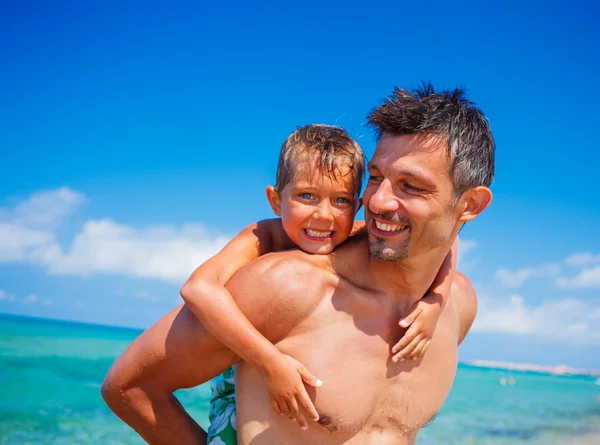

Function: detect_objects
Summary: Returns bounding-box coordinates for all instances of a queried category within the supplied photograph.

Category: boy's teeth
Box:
[306,229,333,238]
[374,220,407,232]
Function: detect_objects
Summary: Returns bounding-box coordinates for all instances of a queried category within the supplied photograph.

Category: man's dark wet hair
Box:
[367,82,495,198]
[276,124,365,198]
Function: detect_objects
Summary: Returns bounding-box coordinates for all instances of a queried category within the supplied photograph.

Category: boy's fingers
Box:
[282,399,295,419]
[399,307,423,328]
[294,411,308,430]
[271,400,282,416]
[391,336,410,354]
[410,339,430,359]
[393,335,422,362]
[298,366,323,388]
[391,324,420,354]
[288,397,300,415]
[297,390,320,421]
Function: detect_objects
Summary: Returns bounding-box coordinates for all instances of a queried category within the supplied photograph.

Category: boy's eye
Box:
[298,193,313,200]
[334,197,350,204]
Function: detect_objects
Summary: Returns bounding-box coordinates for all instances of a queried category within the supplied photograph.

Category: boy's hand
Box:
[262,352,323,430]
[391,292,443,362]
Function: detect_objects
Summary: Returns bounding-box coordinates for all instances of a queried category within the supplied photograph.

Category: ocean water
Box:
[1,314,599,445]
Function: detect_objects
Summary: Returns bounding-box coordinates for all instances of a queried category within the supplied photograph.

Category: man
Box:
[102,83,494,444]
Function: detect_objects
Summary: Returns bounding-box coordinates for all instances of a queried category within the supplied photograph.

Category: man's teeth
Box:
[374,220,407,232]
[306,229,333,238]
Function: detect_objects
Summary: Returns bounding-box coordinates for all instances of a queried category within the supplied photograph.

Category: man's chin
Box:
[368,239,408,262]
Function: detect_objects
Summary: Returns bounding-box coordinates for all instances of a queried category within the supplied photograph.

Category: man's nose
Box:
[368,180,399,215]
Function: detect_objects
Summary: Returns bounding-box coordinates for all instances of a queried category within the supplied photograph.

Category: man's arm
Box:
[102,252,322,444]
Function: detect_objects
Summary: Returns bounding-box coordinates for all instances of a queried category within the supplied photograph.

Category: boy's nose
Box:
[313,200,334,221]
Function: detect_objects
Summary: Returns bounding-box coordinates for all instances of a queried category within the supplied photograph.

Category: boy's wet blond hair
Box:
[275,124,365,198]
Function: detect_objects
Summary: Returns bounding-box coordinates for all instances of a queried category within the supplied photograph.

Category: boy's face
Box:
[268,153,358,254]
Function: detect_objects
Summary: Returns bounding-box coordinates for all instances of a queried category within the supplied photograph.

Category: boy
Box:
[180,124,458,444]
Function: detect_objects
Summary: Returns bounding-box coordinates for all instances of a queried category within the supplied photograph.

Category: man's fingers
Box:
[298,366,323,388]
[297,390,320,422]
[399,306,423,328]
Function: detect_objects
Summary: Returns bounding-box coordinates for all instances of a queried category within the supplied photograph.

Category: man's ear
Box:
[457,186,492,223]
[265,185,282,216]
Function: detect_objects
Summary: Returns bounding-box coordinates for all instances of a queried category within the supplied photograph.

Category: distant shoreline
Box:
[466,359,600,378]
[0,311,144,333]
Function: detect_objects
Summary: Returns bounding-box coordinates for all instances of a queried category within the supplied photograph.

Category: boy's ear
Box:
[265,185,282,216]
[457,186,492,223]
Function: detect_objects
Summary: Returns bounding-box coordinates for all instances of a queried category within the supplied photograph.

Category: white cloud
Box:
[495,264,560,288]
[116,289,161,302]
[565,253,600,267]
[472,294,600,345]
[0,289,53,305]
[0,289,16,302]
[457,239,477,264]
[48,219,230,283]
[555,265,600,289]
[1,187,84,230]
[0,188,80,264]
[23,294,38,304]
[0,188,232,284]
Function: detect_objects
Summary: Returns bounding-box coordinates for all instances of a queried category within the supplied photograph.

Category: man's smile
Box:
[371,218,409,236]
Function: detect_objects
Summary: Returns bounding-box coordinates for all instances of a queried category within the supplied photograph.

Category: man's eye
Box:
[404,184,424,193]
[368,175,381,183]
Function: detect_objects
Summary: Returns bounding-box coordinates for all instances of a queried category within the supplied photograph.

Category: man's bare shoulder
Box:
[225,249,334,343]
[448,272,478,345]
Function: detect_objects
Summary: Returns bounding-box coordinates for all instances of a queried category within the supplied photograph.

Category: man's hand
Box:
[261,352,323,430]
[391,292,444,362]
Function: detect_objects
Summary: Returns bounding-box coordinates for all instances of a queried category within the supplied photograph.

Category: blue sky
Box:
[1,0,599,369]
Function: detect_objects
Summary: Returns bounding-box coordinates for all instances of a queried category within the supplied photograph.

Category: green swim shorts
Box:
[206,366,237,445]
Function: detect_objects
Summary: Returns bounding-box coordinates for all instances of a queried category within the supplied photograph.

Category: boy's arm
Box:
[102,253,325,444]
[180,219,321,427]
[391,236,459,361]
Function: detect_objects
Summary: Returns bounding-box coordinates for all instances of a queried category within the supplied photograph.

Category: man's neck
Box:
[364,242,454,307]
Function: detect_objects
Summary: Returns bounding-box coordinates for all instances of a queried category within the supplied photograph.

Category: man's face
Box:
[363,133,460,262]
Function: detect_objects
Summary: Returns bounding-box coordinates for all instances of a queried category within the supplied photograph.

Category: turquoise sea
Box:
[1,314,599,445]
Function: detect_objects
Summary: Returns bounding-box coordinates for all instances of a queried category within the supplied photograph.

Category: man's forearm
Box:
[101,305,238,444]
[106,387,207,445]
